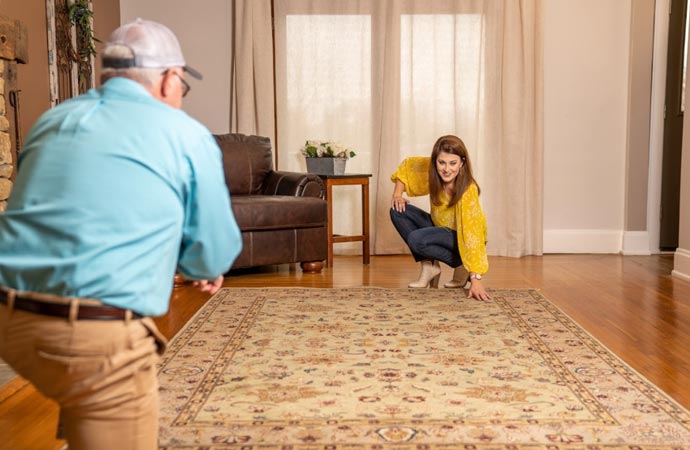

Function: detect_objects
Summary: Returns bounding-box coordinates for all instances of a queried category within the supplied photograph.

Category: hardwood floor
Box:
[1,254,689,450]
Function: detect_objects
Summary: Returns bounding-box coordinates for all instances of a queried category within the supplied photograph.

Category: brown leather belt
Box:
[0,289,143,321]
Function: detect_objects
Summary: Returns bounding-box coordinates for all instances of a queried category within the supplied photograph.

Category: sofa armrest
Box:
[262,171,325,198]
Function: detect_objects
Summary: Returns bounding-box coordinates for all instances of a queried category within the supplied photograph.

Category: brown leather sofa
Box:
[214,133,327,273]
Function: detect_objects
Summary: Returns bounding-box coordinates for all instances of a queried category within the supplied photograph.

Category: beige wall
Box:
[543,0,632,252]
[119,0,232,134]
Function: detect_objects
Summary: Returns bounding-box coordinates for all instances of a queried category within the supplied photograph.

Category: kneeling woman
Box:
[390,135,490,301]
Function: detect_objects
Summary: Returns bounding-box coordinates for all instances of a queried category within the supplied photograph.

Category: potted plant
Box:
[300,140,356,175]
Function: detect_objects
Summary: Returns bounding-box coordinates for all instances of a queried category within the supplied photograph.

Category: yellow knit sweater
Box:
[391,156,489,274]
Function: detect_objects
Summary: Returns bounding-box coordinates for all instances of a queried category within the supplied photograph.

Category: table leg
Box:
[362,180,370,264]
[326,182,334,268]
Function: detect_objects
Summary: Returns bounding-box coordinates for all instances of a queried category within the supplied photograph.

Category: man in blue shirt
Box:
[0,18,241,449]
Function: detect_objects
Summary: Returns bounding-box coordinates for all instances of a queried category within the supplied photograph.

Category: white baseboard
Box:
[621,231,652,255]
[543,229,622,254]
[672,248,690,282]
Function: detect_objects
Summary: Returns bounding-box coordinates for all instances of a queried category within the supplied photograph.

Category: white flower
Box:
[300,140,357,159]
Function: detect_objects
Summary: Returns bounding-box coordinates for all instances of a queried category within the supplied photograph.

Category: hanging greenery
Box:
[66,0,100,92]
[67,0,100,60]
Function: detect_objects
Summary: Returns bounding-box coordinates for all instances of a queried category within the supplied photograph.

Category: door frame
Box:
[648,0,671,253]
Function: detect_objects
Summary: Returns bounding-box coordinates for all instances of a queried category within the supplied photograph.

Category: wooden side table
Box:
[318,174,372,267]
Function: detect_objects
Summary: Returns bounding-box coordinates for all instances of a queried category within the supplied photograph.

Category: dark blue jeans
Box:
[389,204,462,268]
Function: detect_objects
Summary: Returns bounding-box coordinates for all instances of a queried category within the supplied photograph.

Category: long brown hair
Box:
[428,135,480,207]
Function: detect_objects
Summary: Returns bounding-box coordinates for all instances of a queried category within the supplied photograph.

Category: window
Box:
[400,14,483,156]
[282,14,372,171]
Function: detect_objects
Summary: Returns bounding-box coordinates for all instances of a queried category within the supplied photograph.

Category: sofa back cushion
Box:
[214,133,273,195]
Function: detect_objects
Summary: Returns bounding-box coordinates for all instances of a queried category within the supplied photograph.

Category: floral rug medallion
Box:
[158,288,690,449]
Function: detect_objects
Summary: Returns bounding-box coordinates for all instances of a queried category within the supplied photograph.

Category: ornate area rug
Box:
[157,288,690,449]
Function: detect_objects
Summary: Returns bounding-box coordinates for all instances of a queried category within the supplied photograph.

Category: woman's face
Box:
[435,151,463,185]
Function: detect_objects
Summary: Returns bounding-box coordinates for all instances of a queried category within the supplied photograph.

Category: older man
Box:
[0,18,241,449]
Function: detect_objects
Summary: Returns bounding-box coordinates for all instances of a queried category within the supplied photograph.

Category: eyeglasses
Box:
[162,69,190,97]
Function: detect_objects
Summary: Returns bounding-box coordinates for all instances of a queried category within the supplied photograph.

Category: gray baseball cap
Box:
[102,18,202,80]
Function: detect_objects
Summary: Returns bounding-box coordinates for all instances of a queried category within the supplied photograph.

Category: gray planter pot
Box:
[305,157,347,175]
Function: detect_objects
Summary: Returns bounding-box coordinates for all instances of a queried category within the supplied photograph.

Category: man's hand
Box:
[192,275,224,295]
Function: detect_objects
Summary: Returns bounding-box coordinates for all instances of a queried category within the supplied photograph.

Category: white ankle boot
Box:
[408,260,441,288]
[444,266,469,289]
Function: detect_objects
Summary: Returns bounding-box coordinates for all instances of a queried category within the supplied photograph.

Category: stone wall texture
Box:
[0,59,10,212]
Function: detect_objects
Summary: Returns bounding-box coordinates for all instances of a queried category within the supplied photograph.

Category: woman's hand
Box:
[391,195,409,212]
[467,278,491,301]
[391,180,409,212]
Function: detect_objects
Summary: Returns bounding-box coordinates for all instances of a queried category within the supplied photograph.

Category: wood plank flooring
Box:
[1,254,689,450]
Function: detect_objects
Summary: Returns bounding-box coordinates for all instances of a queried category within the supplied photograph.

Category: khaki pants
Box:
[0,298,167,450]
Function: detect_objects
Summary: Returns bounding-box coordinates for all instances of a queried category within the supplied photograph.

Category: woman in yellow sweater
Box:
[390,135,490,300]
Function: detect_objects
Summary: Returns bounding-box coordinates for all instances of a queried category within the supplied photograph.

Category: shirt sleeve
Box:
[177,134,242,279]
[455,183,489,274]
[390,157,431,197]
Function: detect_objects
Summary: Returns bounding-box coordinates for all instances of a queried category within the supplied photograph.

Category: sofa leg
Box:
[300,261,324,273]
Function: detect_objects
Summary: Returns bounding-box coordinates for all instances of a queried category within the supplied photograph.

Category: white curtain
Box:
[230,0,276,145]
[240,0,543,257]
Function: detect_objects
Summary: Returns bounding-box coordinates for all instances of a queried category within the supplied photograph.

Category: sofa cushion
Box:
[214,133,272,195]
[231,196,327,231]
